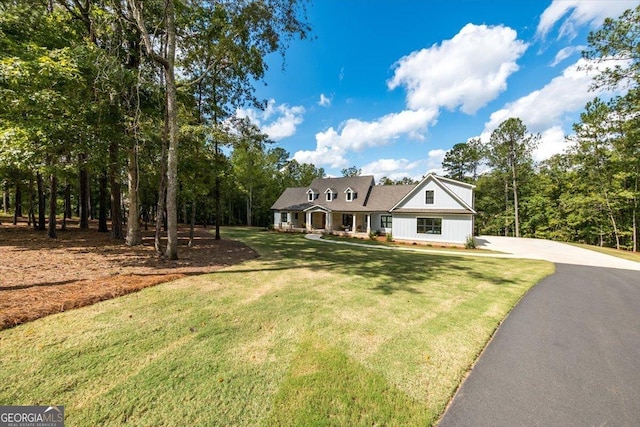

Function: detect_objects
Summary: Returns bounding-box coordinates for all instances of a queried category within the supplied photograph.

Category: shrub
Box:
[386,233,393,242]
[465,235,477,249]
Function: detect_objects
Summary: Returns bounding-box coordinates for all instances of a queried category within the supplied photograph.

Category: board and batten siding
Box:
[370,212,392,234]
[399,180,466,210]
[442,181,473,207]
[392,213,473,244]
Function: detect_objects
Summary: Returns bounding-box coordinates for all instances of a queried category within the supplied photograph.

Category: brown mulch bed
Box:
[0,218,258,330]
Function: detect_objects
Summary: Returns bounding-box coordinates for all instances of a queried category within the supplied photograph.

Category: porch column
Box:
[306,211,312,231]
[325,212,332,231]
[352,213,356,233]
[366,214,371,233]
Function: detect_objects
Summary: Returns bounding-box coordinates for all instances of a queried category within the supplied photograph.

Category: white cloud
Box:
[318,93,331,107]
[483,58,608,136]
[361,158,424,182]
[533,126,571,162]
[293,108,438,169]
[536,0,639,40]
[388,23,528,114]
[551,45,585,66]
[426,149,447,175]
[236,99,305,141]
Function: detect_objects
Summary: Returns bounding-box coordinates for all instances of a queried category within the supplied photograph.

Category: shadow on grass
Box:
[223,229,520,295]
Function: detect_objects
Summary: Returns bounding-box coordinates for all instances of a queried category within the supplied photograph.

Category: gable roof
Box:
[272,173,475,215]
[390,173,476,214]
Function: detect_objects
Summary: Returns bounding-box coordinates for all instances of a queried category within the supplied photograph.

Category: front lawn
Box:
[0,228,553,426]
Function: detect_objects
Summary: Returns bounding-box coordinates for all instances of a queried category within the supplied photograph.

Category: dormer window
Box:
[344,187,356,202]
[306,188,318,202]
[325,188,336,202]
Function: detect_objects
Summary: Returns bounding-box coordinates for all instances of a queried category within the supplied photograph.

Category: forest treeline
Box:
[1,3,639,254]
[0,0,323,259]
[441,6,640,252]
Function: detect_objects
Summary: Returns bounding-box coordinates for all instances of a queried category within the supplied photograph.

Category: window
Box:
[326,191,334,201]
[417,217,442,234]
[345,189,356,202]
[425,190,434,204]
[307,191,314,202]
[281,212,288,223]
[380,215,392,228]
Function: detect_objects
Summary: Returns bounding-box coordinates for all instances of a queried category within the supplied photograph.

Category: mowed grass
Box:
[0,228,554,426]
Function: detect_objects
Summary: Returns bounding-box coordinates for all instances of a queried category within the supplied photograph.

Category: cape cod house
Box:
[271,173,475,245]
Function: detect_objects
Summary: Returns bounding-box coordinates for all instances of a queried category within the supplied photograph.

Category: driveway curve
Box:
[475,235,640,271]
[439,237,640,426]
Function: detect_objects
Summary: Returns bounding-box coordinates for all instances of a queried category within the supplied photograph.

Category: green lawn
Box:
[0,228,554,426]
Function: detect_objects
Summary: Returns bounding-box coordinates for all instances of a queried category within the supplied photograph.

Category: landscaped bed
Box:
[0,227,554,426]
[0,218,257,330]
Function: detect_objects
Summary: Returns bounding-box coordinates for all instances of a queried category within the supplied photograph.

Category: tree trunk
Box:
[155,106,169,255]
[27,175,35,228]
[98,170,109,233]
[48,173,57,238]
[15,179,22,217]
[37,172,46,230]
[215,174,221,239]
[126,146,142,245]
[2,179,8,213]
[79,156,90,229]
[504,179,509,237]
[64,182,72,219]
[603,191,620,250]
[109,140,124,239]
[188,199,196,247]
[512,164,520,238]
[62,182,70,231]
[164,1,178,260]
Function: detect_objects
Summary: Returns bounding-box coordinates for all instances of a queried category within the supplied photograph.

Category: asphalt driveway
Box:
[439,238,640,426]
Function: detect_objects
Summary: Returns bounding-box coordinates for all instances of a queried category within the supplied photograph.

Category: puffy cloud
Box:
[318,93,332,107]
[483,58,607,135]
[388,23,528,114]
[536,0,639,40]
[533,126,571,162]
[293,108,438,169]
[236,99,305,141]
[361,158,424,182]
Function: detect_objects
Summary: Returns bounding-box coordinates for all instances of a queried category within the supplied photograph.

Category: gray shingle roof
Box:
[365,184,416,211]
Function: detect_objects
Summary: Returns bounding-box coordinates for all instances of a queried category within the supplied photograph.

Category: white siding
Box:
[398,180,462,210]
[444,181,473,207]
[392,213,473,244]
[370,212,392,234]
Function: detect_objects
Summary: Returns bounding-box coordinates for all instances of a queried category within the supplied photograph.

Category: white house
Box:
[271,173,475,245]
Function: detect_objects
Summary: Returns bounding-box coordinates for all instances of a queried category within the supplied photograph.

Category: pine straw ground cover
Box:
[0,217,257,330]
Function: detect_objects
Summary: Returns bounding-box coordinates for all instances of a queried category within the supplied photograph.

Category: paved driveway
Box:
[439,238,640,426]
[475,235,640,270]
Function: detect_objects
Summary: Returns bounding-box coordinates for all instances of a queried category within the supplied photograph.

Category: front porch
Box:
[305,209,372,234]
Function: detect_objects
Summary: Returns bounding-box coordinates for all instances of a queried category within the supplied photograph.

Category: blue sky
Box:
[237,0,640,181]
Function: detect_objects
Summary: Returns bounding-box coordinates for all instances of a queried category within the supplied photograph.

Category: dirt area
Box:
[0,217,258,330]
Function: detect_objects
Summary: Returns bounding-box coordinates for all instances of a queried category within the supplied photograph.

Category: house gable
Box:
[390,173,475,213]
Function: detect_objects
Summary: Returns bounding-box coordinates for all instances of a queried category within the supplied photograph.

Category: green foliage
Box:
[464,235,476,249]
